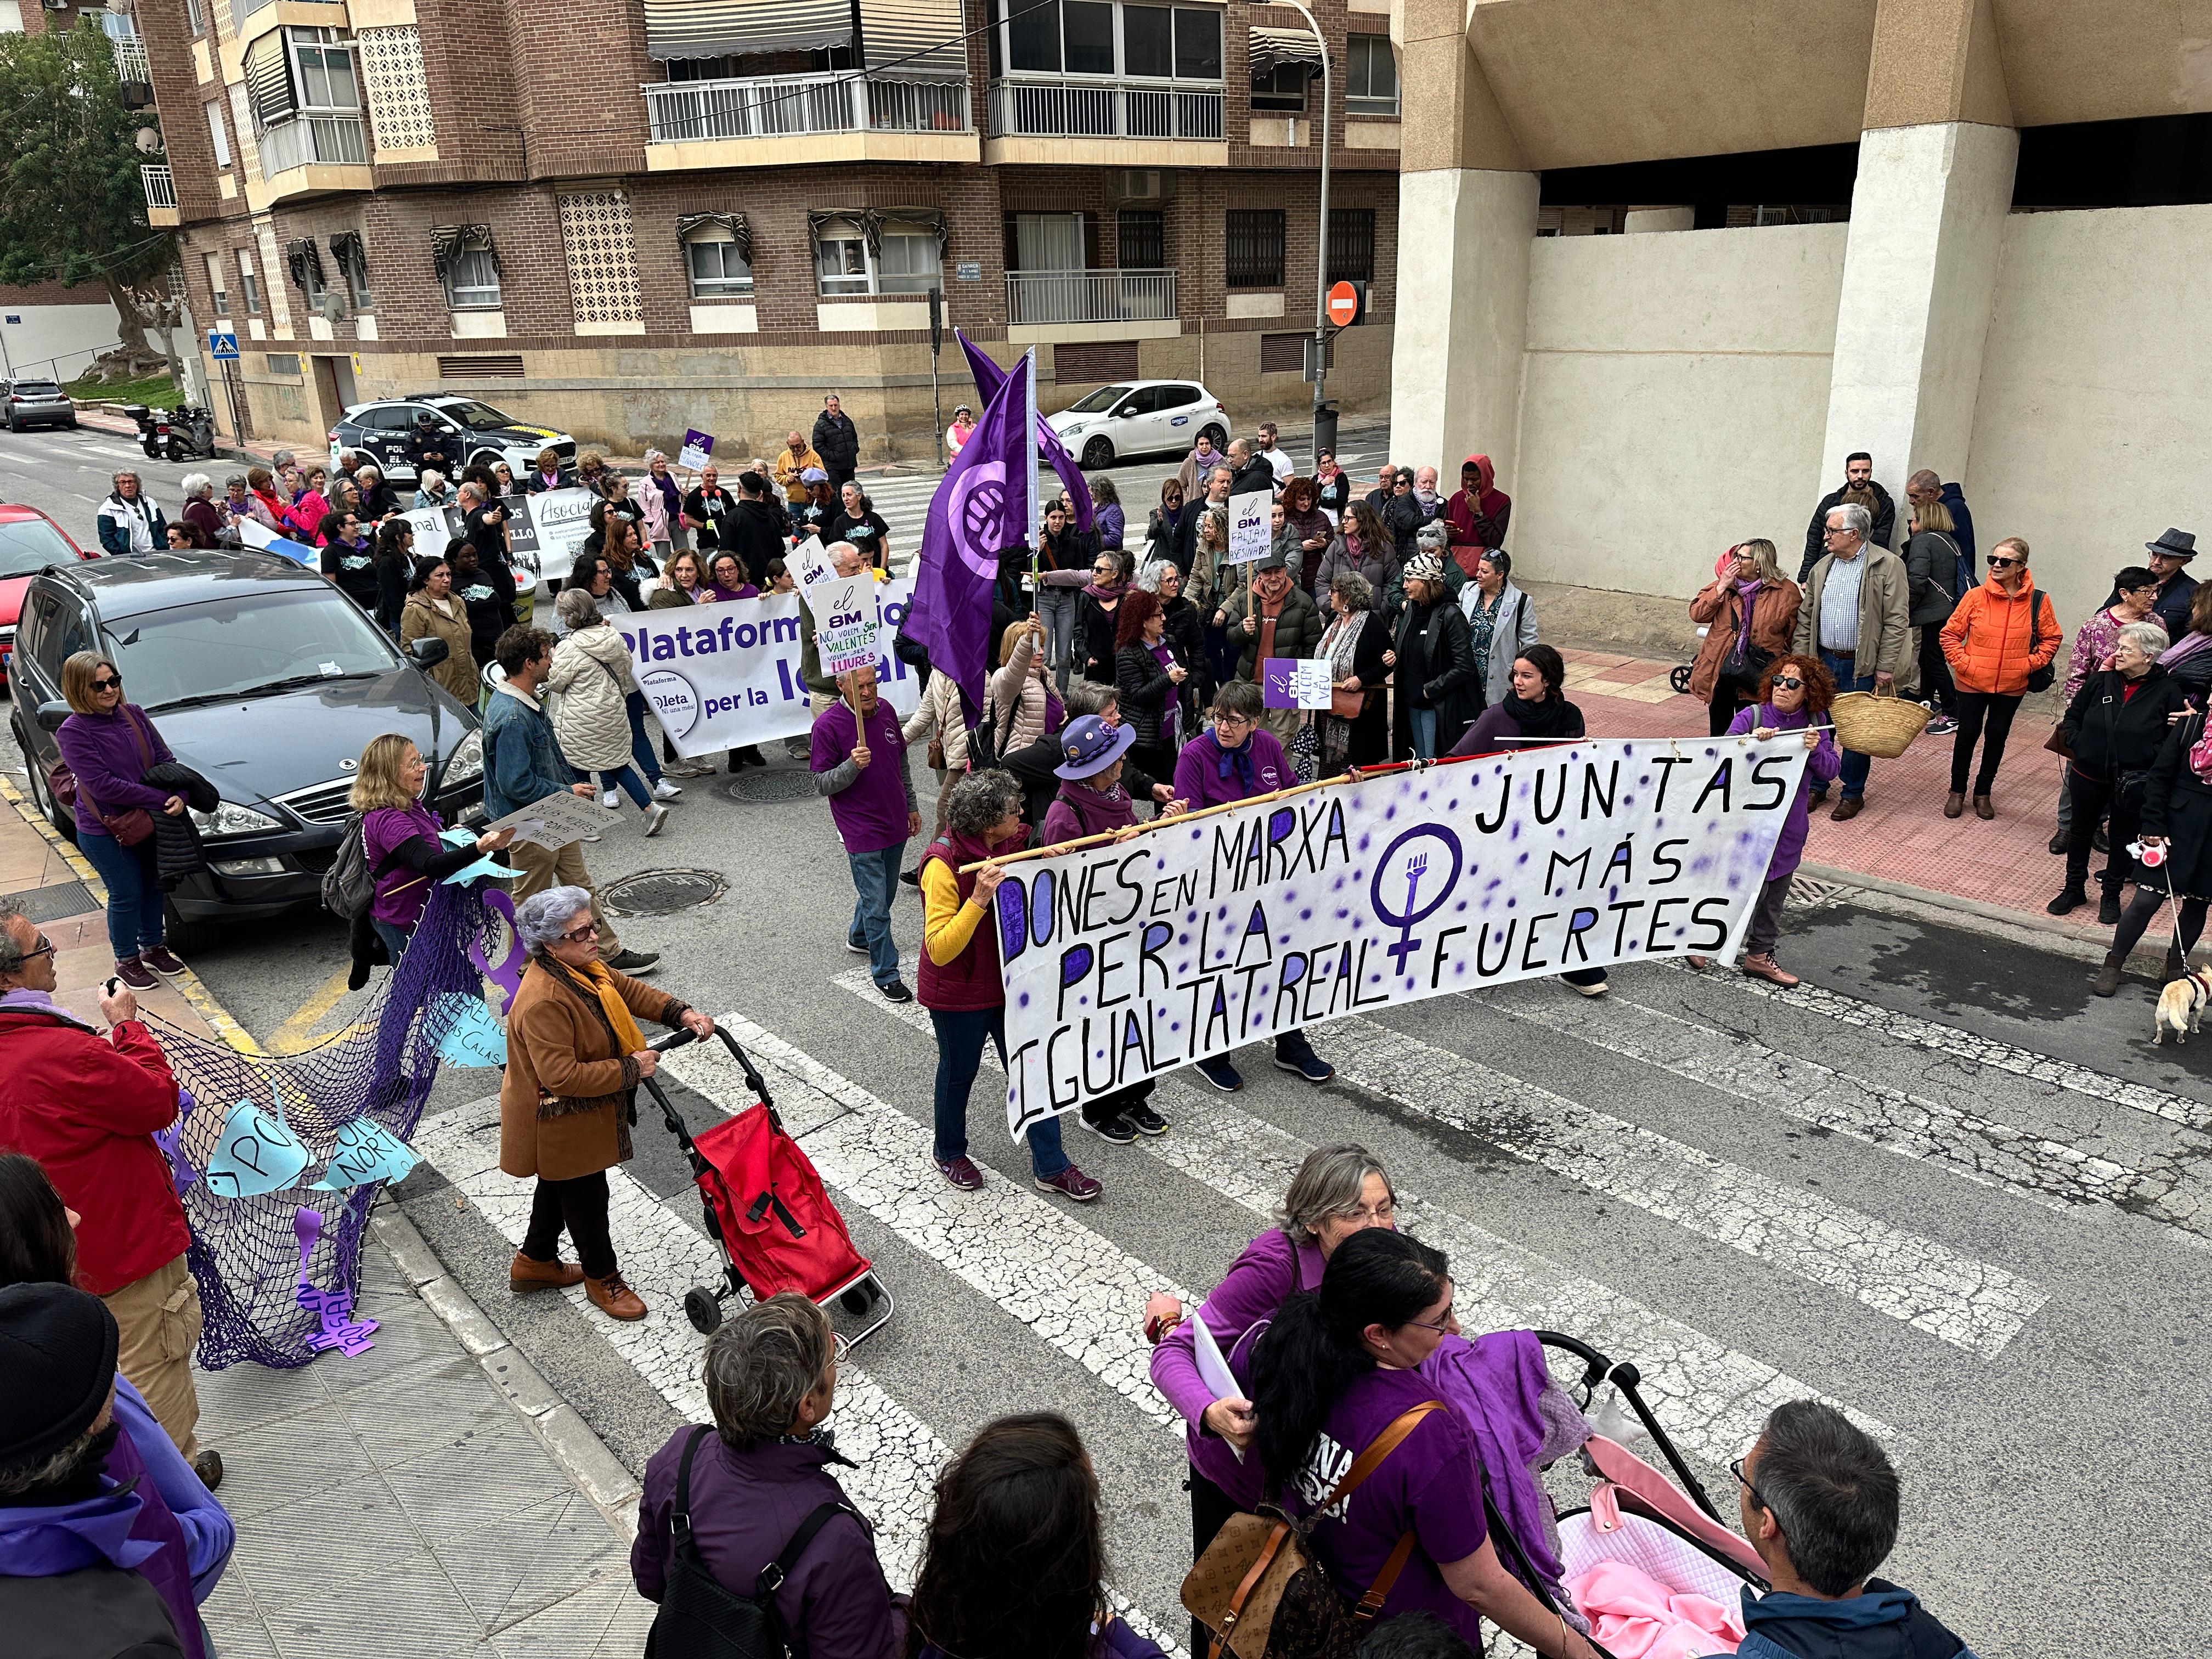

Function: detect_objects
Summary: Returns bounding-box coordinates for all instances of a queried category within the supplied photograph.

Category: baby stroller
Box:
[640,1027,895,1345]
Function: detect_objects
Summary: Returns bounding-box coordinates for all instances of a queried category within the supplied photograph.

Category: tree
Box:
[0,21,182,381]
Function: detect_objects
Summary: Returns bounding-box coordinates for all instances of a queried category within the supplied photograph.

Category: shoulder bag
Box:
[1715,589,1773,693]
[1181,1401,1444,1659]
[49,706,158,847]
[2025,588,2055,694]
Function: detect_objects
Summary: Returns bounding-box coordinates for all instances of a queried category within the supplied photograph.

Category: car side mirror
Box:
[408,636,450,669]
[1116,405,1138,418]
[34,700,70,733]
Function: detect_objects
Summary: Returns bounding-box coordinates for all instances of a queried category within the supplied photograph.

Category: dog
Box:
[2154,965,2212,1045]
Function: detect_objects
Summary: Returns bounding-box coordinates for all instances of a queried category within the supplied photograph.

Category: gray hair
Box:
[1826,501,1871,540]
[0,896,25,977]
[515,886,594,952]
[418,469,446,493]
[554,586,605,630]
[179,472,212,499]
[2118,620,2172,658]
[642,448,668,467]
[703,1292,833,1446]
[0,1419,108,1497]
[1063,681,1118,718]
[224,473,248,492]
[458,482,486,506]
[271,449,296,469]
[1329,571,1374,613]
[946,769,1022,839]
[358,462,382,482]
[1748,1400,1899,1596]
[1274,1143,1393,1242]
[1415,520,1449,551]
[110,470,139,489]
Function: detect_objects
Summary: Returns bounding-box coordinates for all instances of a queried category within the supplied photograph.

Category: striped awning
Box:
[676,211,752,264]
[858,0,964,73]
[1248,25,1322,75]
[643,0,853,61]
[242,33,295,129]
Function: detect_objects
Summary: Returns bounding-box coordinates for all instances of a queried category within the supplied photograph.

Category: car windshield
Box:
[0,518,78,578]
[104,587,399,710]
[12,382,61,397]
[438,400,519,432]
[1066,384,1132,415]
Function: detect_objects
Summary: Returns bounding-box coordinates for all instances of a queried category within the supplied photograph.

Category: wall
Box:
[0,289,125,383]
[1510,223,1848,605]
[1966,203,2212,637]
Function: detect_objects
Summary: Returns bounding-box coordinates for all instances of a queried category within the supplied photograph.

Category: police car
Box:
[329,394,575,483]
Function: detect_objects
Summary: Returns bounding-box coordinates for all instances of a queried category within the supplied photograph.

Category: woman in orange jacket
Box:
[1939,535,2060,820]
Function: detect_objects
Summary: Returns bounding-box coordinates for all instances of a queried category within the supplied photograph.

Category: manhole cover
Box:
[600,868,727,917]
[727,770,820,804]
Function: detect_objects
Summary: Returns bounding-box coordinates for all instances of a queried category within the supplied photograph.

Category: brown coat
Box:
[498,958,687,1182]
[1688,577,1802,702]
[400,590,479,707]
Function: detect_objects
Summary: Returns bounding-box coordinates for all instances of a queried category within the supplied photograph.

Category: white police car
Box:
[329,394,575,483]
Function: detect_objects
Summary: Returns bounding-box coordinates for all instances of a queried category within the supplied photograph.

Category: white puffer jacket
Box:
[546,623,637,771]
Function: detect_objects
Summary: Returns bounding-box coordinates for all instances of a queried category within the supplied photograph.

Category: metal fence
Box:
[140,163,176,211]
[257,115,369,175]
[988,80,1223,140]
[112,36,151,84]
[1006,268,1176,326]
[643,73,970,143]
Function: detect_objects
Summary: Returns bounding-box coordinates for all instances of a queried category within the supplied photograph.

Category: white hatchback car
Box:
[1045,380,1230,470]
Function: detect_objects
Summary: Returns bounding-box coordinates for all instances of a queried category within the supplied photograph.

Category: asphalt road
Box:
[6,419,2209,1656]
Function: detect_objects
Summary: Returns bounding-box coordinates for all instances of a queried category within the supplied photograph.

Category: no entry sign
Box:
[1327,280,1362,328]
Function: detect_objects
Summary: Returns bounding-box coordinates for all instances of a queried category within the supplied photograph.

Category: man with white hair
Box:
[811,662,919,1001]
[1793,500,1913,820]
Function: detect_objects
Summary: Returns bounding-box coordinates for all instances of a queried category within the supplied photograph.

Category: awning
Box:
[643,0,852,62]
[429,224,498,279]
[284,238,325,292]
[858,0,965,73]
[242,33,295,129]
[328,230,368,281]
[676,210,752,265]
[808,207,949,258]
[1248,25,1323,76]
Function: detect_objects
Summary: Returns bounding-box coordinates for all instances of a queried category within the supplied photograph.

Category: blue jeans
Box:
[847,842,905,988]
[928,1006,1070,1177]
[77,831,164,960]
[373,917,413,964]
[595,764,652,810]
[625,690,662,786]
[1819,651,1876,798]
[1409,707,1437,759]
[1036,586,1081,691]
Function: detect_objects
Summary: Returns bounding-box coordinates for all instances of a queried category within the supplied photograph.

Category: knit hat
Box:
[0,1283,119,1471]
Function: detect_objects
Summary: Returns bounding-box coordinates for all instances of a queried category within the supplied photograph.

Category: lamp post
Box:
[1277,0,1333,457]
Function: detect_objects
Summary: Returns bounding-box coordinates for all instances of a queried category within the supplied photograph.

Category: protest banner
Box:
[806,574,888,678]
[1261,657,1334,710]
[615,582,919,758]
[1226,490,1271,565]
[989,736,1808,1138]
[679,429,715,471]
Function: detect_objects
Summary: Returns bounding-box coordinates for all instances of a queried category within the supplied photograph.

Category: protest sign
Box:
[202,1096,311,1198]
[1226,490,1271,565]
[235,517,317,566]
[805,574,886,678]
[1261,658,1334,710]
[483,788,613,853]
[793,534,834,589]
[991,736,1807,1137]
[526,487,596,574]
[615,584,919,758]
[679,430,715,471]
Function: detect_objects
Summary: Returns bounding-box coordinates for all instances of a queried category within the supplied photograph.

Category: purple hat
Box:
[1054,714,1137,780]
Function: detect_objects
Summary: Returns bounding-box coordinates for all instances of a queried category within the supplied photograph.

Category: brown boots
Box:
[509,1251,584,1293]
[586,1273,647,1321]
[2092,951,2125,997]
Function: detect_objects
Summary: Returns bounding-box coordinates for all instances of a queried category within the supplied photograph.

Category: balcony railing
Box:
[988,78,1224,140]
[111,36,150,83]
[257,114,369,174]
[139,164,175,211]
[1007,268,1176,326]
[643,72,970,143]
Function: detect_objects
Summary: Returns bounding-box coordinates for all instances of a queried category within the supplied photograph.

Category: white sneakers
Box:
[652,780,682,801]
[600,789,619,811]
[642,803,671,837]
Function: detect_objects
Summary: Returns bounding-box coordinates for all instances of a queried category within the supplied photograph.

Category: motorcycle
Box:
[123,402,216,462]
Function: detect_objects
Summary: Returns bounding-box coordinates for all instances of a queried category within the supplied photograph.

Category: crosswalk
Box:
[408,948,2202,1646]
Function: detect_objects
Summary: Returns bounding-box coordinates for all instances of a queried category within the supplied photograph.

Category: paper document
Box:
[1192,1314,1246,1462]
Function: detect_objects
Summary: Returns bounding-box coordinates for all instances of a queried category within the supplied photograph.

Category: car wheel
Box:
[162,899,219,956]
[4,414,16,435]
[470,449,501,473]
[1200,424,1227,450]
[1081,435,1116,470]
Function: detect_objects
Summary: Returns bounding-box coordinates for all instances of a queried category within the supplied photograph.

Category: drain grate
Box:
[11,879,95,923]
[600,868,728,917]
[727,770,820,804]
[1788,873,1850,907]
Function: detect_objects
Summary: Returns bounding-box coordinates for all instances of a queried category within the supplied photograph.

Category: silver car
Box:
[2,380,76,433]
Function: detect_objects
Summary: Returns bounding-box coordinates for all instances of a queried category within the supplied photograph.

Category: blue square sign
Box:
[207,331,240,360]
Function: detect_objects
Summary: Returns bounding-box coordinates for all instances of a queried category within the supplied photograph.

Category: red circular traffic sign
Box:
[1327,281,1359,327]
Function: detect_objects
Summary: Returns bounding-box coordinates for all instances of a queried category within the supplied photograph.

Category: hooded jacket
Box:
[546,623,640,772]
[1799,481,1896,580]
[1730,1578,1978,1659]
[1939,568,2060,697]
[1443,455,1511,571]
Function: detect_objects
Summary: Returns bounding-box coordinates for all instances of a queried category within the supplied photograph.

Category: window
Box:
[267,353,302,374]
[185,0,205,34]
[343,253,373,311]
[1328,208,1375,284]
[1124,5,1170,76]
[1174,8,1220,78]
[1250,64,1308,113]
[998,1,1221,80]
[293,34,360,112]
[301,256,327,311]
[812,218,941,296]
[878,228,943,294]
[815,218,869,295]
[686,232,754,299]
[1260,332,1329,374]
[205,100,230,168]
[204,252,229,318]
[238,249,262,315]
[1226,209,1284,289]
[1118,208,1164,269]
[444,248,500,309]
[1346,36,1398,116]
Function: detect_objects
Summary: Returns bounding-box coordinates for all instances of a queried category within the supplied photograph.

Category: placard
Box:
[809,574,887,679]
[1226,490,1271,565]
[793,534,834,589]
[679,429,715,471]
[1261,658,1335,710]
[482,788,613,853]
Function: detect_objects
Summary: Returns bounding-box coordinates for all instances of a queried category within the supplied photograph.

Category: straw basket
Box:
[1830,685,1931,758]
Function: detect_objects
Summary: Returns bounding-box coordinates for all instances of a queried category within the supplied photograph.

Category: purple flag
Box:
[955,330,1095,535]
[910,358,1031,710]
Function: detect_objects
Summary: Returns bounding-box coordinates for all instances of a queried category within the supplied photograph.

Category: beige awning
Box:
[1248,25,1322,76]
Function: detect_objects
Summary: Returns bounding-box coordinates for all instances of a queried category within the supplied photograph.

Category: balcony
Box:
[140,163,178,225]
[1006,268,1181,345]
[985,77,1226,165]
[111,35,150,82]
[642,71,977,169]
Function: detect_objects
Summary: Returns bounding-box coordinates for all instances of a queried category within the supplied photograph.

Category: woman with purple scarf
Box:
[1686,539,1801,738]
[638,450,686,560]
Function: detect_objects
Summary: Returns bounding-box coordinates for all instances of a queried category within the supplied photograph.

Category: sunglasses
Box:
[558,921,598,945]
[1987,556,2021,568]
[1771,675,1804,690]
[90,674,122,691]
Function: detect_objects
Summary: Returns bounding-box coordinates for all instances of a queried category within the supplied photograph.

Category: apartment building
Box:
[131,0,1403,462]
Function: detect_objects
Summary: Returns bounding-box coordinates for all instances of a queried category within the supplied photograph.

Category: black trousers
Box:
[1918,622,1957,715]
[2066,771,2142,895]
[1707,686,1744,738]
[1084,1077,1156,1130]
[1951,691,2023,794]
[520,1171,617,1279]
[1188,1468,1240,1654]
[2113,885,2209,964]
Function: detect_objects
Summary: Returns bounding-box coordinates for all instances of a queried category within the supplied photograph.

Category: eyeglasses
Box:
[1771,676,1804,690]
[1330,1198,1397,1225]
[1823,527,1853,537]
[830,1331,850,1365]
[1730,1458,1769,1513]
[1404,1299,1459,1336]
[20,935,55,963]
[89,675,122,691]
[1214,714,1254,731]
[1987,555,2021,568]
[557,921,598,945]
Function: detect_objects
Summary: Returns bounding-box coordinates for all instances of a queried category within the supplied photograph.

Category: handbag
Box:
[1714,591,1773,691]
[1289,721,1321,785]
[1181,1401,1443,1659]
[2025,588,2055,694]
[1329,686,1366,721]
[49,706,158,847]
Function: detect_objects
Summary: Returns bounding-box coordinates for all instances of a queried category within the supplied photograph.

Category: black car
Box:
[2,379,77,433]
[7,550,484,940]
[329,394,575,483]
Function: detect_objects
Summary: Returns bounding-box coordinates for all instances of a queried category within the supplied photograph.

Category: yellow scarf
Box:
[566,957,646,1054]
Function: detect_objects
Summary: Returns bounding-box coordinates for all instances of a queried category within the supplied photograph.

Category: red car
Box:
[0,505,97,666]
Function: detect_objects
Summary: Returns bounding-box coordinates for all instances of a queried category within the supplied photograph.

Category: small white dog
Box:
[2154,965,2212,1045]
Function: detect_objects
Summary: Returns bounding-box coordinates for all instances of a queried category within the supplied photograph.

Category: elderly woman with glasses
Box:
[499,885,714,1322]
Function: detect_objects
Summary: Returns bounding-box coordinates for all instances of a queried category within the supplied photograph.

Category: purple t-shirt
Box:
[1290,1368,1488,1645]
[811,699,911,855]
[1172,728,1291,810]
[363,803,445,928]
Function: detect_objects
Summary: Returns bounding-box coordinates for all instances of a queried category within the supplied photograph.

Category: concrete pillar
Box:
[1818,0,2017,520]
[1387,0,1536,476]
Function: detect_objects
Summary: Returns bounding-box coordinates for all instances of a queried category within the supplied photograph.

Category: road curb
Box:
[1797,859,2172,970]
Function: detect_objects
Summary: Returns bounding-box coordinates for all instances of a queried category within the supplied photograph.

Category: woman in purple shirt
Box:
[1149,1144,1397,1649]
[1249,1230,1601,1659]
[53,651,186,990]
[351,734,514,965]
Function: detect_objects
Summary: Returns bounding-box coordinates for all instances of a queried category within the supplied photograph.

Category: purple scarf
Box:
[1202,727,1257,793]
[1734,577,1762,648]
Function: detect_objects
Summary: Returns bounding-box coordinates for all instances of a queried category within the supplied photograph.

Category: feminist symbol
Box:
[946,461,1011,582]
[1370,826,1463,975]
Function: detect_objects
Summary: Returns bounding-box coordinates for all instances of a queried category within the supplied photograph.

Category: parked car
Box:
[7,550,484,940]
[330,394,575,484]
[0,505,96,669]
[1043,380,1229,469]
[2,379,77,433]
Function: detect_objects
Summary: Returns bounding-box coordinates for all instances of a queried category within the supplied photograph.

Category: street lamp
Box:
[1274,0,1333,455]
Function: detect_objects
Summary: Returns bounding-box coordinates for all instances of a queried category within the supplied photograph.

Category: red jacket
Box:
[0,1007,186,1295]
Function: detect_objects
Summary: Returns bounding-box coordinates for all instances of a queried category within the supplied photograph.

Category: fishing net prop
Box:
[147,879,525,1371]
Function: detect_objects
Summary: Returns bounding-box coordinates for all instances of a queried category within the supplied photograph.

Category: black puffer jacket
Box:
[140,761,217,890]
[812,409,860,476]
[2063,664,2190,784]
[1392,597,1480,756]
[1115,641,1180,748]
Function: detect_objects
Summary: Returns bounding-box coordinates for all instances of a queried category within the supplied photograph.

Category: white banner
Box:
[993,736,1807,1138]
[613,583,919,758]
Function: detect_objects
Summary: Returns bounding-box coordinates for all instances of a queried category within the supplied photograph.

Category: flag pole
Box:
[1025,348,1043,571]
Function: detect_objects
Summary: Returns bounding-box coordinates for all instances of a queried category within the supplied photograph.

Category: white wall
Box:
[1510,223,1849,599]
[0,301,125,384]
[1966,204,2212,640]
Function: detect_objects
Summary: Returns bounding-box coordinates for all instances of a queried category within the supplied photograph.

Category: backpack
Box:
[321,814,402,920]
[646,1427,852,1659]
